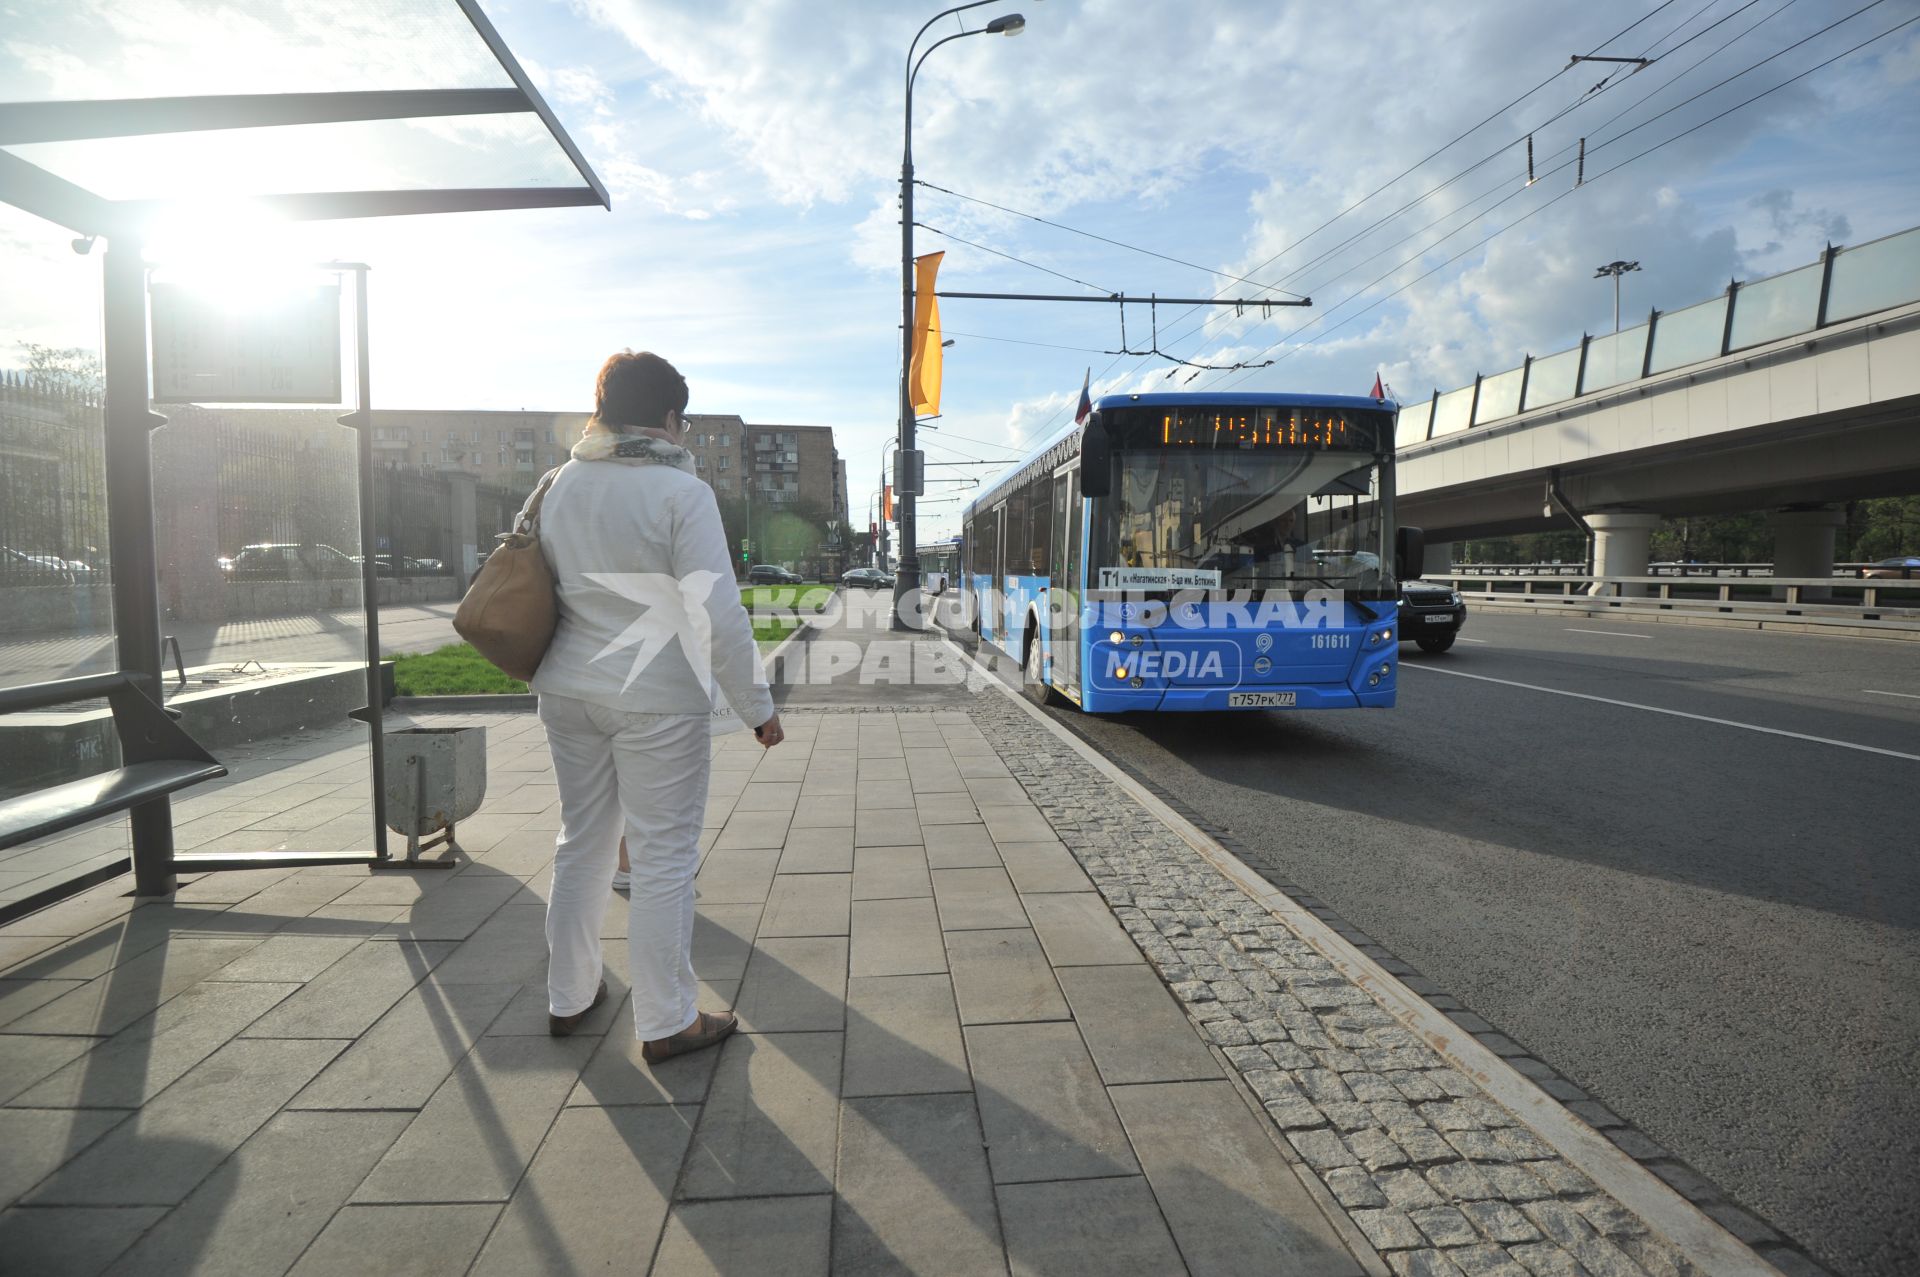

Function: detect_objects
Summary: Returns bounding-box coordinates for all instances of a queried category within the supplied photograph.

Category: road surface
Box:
[1012,611,1918,1277]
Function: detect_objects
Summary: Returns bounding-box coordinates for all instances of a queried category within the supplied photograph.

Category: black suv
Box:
[1399,580,1466,653]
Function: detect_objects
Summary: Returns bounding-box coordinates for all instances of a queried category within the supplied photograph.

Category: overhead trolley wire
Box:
[1148,0,1786,367]
[914,180,1308,300]
[1169,0,1830,384]
[1200,8,1920,392]
[913,222,1112,295]
[1011,0,1703,441]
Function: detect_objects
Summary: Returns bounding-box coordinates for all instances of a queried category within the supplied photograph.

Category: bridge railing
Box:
[1450,562,1914,579]
[1428,572,1920,628]
[1396,224,1920,449]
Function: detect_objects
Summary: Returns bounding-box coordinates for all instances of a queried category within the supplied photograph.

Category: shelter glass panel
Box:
[9,114,579,202]
[1648,297,1727,373]
[1826,227,1920,324]
[0,206,121,911]
[1728,262,1821,351]
[0,1,513,100]
[1581,324,1649,394]
[1430,386,1475,438]
[1475,366,1524,424]
[1522,345,1581,410]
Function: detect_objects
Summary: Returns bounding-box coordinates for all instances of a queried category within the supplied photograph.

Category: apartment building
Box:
[369,409,587,484]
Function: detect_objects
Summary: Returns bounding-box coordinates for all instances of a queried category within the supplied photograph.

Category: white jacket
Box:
[524,432,774,726]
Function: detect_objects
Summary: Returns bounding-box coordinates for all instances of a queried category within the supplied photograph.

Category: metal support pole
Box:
[1814,242,1837,329]
[100,239,178,897]
[340,266,390,861]
[894,125,920,630]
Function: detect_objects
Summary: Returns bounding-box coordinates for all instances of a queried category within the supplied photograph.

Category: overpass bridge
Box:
[1392,225,1920,583]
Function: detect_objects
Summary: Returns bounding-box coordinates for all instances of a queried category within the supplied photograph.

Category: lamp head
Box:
[986,13,1026,35]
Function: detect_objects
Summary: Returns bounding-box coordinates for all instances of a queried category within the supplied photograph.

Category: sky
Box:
[3,0,1918,538]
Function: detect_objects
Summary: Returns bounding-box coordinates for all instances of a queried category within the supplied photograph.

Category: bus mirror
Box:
[1395,526,1426,580]
[1080,414,1112,498]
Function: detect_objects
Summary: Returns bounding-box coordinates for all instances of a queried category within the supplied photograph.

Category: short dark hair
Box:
[592,350,688,431]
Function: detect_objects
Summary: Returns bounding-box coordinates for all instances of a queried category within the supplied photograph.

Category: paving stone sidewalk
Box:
[0,666,1726,1276]
[0,704,1369,1275]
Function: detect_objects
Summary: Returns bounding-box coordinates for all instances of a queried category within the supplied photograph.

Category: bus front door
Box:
[1050,465,1080,698]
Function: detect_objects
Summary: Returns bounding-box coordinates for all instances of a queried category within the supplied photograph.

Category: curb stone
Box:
[955,681,1794,1277]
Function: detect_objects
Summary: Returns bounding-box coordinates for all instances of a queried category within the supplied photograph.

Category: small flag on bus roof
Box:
[1370,372,1385,399]
[1074,368,1092,424]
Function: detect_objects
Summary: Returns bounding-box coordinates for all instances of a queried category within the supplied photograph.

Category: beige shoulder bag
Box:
[453,466,563,682]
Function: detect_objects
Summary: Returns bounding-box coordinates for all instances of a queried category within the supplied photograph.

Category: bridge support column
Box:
[1587,512,1660,596]
[1769,506,1844,602]
[1421,541,1454,577]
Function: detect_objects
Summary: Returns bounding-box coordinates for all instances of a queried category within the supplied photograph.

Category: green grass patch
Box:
[742,584,832,645]
[389,643,528,696]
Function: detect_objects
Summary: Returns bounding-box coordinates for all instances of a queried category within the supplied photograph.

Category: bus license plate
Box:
[1229,691,1296,708]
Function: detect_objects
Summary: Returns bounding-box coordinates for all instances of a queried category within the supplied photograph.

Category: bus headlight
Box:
[1369,627,1394,645]
[1130,677,1144,688]
[1109,631,1123,645]
[1115,667,1129,680]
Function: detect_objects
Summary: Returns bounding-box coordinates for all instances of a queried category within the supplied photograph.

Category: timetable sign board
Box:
[150,281,343,404]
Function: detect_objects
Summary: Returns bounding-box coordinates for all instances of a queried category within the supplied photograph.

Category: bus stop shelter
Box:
[0,0,607,917]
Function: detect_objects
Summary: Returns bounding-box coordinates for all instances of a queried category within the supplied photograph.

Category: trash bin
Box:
[384,726,487,863]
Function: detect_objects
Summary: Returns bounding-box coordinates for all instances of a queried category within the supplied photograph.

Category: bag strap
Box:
[515,466,564,536]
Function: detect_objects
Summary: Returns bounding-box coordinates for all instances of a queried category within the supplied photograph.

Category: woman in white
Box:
[530,350,782,1060]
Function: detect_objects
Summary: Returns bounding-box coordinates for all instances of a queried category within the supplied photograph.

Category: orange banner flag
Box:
[909,251,944,418]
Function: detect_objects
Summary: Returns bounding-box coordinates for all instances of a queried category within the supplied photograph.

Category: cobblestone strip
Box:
[965,693,1705,1277]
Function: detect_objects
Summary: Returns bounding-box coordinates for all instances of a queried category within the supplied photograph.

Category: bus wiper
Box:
[1235,575,1381,621]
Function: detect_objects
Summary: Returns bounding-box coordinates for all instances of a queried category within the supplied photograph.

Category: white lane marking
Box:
[1567,628,1651,639]
[1406,664,1920,762]
[1457,636,1488,644]
[1864,689,1920,701]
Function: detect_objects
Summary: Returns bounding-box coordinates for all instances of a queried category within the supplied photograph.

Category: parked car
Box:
[1862,556,1920,579]
[841,567,895,590]
[1,547,81,582]
[746,564,805,586]
[1398,579,1466,653]
[223,543,361,580]
[359,554,441,577]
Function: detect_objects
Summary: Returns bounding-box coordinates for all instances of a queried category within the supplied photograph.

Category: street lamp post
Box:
[893,2,1026,631]
[1594,259,1641,334]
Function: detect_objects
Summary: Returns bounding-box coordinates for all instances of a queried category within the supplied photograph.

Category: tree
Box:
[14,343,103,396]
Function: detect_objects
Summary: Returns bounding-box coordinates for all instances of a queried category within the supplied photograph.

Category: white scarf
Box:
[570,430,698,476]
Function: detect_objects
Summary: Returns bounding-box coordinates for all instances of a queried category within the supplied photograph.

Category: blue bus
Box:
[958,392,1422,711]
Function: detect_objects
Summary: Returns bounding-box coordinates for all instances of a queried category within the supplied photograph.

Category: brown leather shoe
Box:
[642,1009,738,1064]
[548,980,608,1037]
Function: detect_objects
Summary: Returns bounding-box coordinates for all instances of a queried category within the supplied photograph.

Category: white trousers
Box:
[537,693,710,1040]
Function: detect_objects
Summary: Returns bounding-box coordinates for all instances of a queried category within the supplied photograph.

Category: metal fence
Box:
[1396,224,1920,448]
[2,379,531,591]
[475,483,524,556]
[0,374,111,586]
[371,468,452,574]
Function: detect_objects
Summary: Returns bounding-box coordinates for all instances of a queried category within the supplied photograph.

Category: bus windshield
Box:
[1098,446,1388,597]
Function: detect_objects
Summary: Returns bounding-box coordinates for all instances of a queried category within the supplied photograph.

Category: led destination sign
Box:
[1105,406,1383,452]
[1159,411,1365,449]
